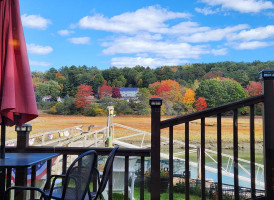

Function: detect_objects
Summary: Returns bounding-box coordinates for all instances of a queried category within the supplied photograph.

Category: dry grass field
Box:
[5,112,263,152]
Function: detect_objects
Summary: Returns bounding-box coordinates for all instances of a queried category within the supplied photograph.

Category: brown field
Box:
[6,112,263,151]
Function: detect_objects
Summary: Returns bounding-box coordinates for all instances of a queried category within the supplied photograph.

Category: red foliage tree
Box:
[195,97,207,111]
[245,82,262,97]
[148,82,161,94]
[112,87,121,98]
[99,85,112,98]
[74,84,94,109]
[156,84,171,95]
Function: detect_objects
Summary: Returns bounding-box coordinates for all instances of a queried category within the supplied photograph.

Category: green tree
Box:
[36,80,61,99]
[92,74,105,94]
[196,78,246,108]
[136,88,151,115]
[44,68,58,80]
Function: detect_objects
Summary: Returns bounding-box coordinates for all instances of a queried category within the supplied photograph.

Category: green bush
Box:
[54,97,78,115]
[37,101,56,110]
[84,104,105,116]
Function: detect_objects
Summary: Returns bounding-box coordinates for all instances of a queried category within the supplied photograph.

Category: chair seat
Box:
[45,186,81,200]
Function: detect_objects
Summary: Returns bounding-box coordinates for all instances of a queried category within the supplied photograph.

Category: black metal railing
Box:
[149,70,274,199]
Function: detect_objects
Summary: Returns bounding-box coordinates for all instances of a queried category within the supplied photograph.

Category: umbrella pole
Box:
[0,117,5,159]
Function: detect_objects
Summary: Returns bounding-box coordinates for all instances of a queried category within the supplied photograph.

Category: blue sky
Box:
[20,0,274,72]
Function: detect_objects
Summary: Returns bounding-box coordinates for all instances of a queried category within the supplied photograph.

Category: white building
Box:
[120,88,139,101]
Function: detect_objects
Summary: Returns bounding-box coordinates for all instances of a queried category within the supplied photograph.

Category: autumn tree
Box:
[195,97,207,111]
[74,84,94,109]
[245,82,262,97]
[99,85,112,98]
[161,79,181,92]
[182,89,195,105]
[112,87,121,98]
[148,82,161,94]
[156,84,171,95]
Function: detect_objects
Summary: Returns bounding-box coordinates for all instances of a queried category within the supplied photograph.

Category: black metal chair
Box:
[86,146,119,200]
[5,150,97,200]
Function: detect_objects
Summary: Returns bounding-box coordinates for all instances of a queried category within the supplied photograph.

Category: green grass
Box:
[110,188,201,200]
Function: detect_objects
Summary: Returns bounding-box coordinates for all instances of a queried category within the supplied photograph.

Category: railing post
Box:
[14,124,32,200]
[15,124,32,152]
[259,70,274,199]
[150,98,162,200]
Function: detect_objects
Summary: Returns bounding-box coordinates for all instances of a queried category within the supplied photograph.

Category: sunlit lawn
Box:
[111,188,201,200]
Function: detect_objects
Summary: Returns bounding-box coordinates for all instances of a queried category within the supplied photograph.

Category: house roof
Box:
[120,88,139,92]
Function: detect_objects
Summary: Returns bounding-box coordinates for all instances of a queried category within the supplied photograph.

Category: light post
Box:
[15,124,32,151]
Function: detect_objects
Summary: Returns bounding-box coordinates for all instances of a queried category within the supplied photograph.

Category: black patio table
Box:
[0,152,60,200]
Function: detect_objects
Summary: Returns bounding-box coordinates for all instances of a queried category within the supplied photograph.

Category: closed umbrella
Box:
[0,0,38,159]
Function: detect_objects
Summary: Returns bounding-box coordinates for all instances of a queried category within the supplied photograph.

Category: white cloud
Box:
[29,60,52,67]
[58,29,74,36]
[21,14,51,30]
[111,57,188,68]
[211,48,228,55]
[195,7,219,15]
[232,41,271,49]
[78,5,191,34]
[179,24,249,43]
[200,0,274,13]
[102,35,210,59]
[68,37,90,44]
[228,25,274,41]
[168,22,211,35]
[27,43,53,55]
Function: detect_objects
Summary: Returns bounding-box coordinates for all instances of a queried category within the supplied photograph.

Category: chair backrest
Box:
[95,146,119,198]
[112,156,138,190]
[62,150,97,200]
[113,156,138,171]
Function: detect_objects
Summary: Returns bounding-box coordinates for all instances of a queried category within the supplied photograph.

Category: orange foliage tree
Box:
[99,85,112,98]
[74,84,94,109]
[182,89,195,105]
[149,79,182,103]
[161,80,180,92]
[195,97,207,111]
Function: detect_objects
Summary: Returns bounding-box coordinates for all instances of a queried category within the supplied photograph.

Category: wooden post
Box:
[150,98,162,200]
[260,70,274,199]
[15,124,32,200]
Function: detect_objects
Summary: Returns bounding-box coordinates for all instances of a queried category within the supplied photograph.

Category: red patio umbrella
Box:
[0,0,38,158]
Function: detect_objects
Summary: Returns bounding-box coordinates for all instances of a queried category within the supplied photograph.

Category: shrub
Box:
[84,104,105,116]
[55,97,78,115]
[37,101,56,110]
